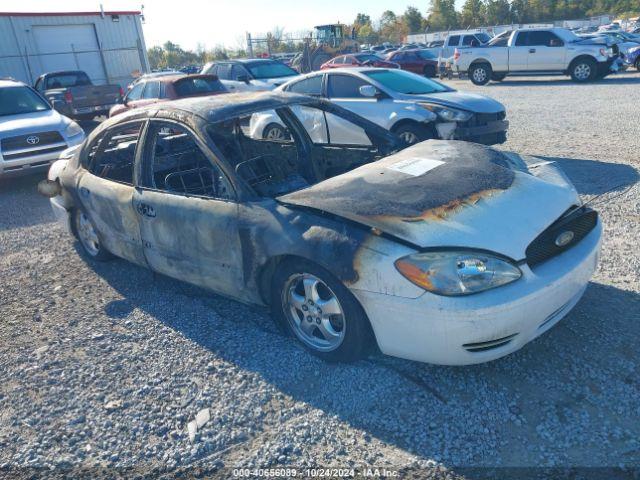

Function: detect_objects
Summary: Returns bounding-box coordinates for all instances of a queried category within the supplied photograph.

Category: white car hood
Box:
[279,141,579,260]
[0,109,67,137]
[401,90,505,114]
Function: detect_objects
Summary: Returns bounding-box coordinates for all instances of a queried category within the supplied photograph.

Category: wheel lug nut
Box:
[301,305,308,311]
[315,317,321,324]
[306,316,313,322]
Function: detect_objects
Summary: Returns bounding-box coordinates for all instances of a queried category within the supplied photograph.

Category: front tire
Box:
[263,123,289,141]
[73,208,112,261]
[271,259,372,363]
[393,122,435,146]
[570,58,597,82]
[469,63,492,85]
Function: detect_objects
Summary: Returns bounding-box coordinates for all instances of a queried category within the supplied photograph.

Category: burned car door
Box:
[76,120,147,265]
[134,120,244,296]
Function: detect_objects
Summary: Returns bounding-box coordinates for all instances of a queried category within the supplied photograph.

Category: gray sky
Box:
[6,1,466,49]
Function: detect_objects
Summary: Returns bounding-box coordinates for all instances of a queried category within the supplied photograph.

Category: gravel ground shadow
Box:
[483,73,640,87]
[537,156,639,196]
[85,254,640,468]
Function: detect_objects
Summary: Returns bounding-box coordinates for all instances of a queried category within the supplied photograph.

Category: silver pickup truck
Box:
[454,28,619,85]
[34,70,123,120]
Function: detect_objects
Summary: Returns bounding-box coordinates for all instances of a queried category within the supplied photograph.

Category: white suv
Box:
[0,79,85,177]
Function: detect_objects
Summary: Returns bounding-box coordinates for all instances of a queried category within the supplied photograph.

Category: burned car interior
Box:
[78,95,401,202]
[206,103,398,198]
[145,123,233,199]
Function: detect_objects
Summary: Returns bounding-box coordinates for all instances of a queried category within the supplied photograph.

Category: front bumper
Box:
[351,220,602,365]
[455,119,509,145]
[598,56,620,76]
[50,195,73,234]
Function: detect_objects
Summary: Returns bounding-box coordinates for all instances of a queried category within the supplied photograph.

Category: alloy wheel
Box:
[398,131,419,144]
[473,68,487,83]
[77,211,101,257]
[574,63,591,81]
[282,273,346,352]
[265,125,287,141]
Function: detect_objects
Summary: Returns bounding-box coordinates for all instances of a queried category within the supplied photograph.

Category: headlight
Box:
[419,103,473,122]
[64,121,84,138]
[395,250,522,296]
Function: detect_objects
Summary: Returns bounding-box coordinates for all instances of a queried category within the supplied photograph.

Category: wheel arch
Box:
[568,54,598,71]
[469,58,493,70]
[259,253,380,351]
[390,118,436,137]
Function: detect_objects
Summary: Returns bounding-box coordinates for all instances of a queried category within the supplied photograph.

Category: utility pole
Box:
[246,32,254,58]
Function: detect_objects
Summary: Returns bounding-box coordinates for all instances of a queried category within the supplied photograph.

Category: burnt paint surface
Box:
[236,201,373,304]
[279,140,515,224]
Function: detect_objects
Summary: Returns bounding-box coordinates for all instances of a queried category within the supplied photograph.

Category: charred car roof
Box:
[101,91,319,125]
[88,91,321,141]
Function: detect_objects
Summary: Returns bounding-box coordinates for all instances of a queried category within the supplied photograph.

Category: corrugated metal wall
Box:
[0,13,149,88]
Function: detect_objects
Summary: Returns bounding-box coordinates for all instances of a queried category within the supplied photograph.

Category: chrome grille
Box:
[1,131,66,161]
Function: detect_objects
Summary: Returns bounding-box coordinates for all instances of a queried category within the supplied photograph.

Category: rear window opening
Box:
[174,76,226,97]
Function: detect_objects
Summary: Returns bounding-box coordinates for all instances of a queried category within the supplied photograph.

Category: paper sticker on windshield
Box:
[388,158,445,176]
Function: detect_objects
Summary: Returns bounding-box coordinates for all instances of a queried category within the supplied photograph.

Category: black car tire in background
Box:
[469,63,492,86]
[392,122,435,145]
[423,65,437,78]
[271,258,374,363]
[491,73,507,82]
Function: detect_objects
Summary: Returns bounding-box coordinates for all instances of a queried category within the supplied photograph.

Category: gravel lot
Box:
[1,72,639,478]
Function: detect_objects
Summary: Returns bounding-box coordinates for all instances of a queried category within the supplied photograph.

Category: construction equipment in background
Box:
[293,24,360,73]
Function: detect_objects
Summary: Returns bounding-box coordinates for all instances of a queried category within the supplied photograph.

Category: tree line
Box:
[147,0,639,69]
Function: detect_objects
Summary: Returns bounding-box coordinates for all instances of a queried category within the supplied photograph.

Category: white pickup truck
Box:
[453,28,619,85]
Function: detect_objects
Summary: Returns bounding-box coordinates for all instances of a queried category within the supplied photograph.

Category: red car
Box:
[321,53,399,70]
[109,74,227,117]
[385,49,439,77]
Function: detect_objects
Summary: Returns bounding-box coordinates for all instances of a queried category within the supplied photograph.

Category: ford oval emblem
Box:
[26,135,40,145]
[555,231,575,247]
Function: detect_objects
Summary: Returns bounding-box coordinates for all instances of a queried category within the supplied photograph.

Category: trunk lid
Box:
[278,141,579,260]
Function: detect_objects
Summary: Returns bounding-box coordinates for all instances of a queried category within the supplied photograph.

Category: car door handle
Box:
[529,48,536,53]
[136,202,156,218]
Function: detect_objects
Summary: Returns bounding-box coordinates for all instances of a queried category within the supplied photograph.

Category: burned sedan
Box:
[41,92,602,365]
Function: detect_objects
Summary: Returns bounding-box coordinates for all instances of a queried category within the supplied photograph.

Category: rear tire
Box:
[73,208,112,261]
[570,57,597,82]
[393,122,435,146]
[271,258,373,363]
[469,63,492,85]
[423,65,437,78]
[636,59,640,72]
